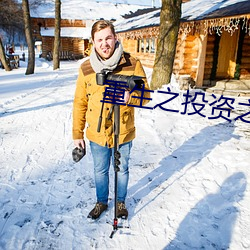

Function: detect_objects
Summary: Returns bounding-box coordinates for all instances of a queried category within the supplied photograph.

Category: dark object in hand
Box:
[72,146,86,162]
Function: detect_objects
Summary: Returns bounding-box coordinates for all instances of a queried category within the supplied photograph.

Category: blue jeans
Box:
[90,141,132,205]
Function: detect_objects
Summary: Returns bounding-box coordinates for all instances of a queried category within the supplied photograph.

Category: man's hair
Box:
[91,20,116,40]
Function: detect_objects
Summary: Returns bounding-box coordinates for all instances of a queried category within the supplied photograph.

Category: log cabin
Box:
[31,18,92,60]
[115,0,250,92]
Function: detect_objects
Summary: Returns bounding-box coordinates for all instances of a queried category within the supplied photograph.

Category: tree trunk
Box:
[0,37,11,71]
[53,0,61,70]
[22,0,35,75]
[151,0,182,90]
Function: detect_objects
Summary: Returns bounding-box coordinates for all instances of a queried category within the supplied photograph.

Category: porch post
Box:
[195,32,207,87]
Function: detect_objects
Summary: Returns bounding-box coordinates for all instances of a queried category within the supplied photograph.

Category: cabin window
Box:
[137,39,140,53]
[150,38,155,53]
[146,38,150,53]
[137,38,156,54]
[137,39,143,53]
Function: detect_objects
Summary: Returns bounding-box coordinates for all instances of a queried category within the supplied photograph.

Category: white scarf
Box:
[90,41,123,73]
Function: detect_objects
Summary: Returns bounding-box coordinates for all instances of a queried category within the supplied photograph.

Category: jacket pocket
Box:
[120,108,134,133]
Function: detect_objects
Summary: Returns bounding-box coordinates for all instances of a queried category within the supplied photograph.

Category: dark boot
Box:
[87,202,108,220]
[117,202,128,219]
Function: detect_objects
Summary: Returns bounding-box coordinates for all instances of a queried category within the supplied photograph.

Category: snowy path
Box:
[0,59,250,249]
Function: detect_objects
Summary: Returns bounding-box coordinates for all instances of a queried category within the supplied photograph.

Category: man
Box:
[72,20,150,220]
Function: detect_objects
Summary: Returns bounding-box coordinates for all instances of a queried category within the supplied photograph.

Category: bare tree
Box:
[22,0,35,75]
[29,0,47,8]
[0,37,11,71]
[53,0,61,70]
[151,0,182,90]
[0,0,23,71]
[0,0,24,37]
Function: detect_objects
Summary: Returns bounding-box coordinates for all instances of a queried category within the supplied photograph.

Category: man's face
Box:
[93,27,117,60]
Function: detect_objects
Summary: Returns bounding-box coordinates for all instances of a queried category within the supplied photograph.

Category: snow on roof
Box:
[30,0,151,20]
[114,8,160,32]
[114,0,250,32]
[182,0,250,21]
[40,27,91,39]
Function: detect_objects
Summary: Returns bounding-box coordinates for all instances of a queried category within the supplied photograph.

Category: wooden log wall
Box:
[72,38,88,55]
[41,37,53,58]
[61,38,74,52]
[183,35,198,79]
[134,53,156,68]
[173,34,185,75]
[41,37,87,58]
[32,18,86,29]
[173,34,199,80]
[121,39,137,54]
[120,38,156,68]
[120,31,200,76]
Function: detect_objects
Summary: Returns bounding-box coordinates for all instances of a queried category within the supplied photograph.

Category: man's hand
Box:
[107,89,130,104]
[123,90,130,104]
[74,139,85,149]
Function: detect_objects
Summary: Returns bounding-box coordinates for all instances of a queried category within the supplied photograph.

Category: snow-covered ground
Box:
[0,49,250,250]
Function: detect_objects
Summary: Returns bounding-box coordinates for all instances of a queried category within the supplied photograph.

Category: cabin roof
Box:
[115,0,250,32]
[182,0,250,21]
[30,0,151,20]
[115,8,160,33]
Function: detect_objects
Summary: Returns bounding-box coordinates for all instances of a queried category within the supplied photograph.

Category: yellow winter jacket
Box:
[72,52,151,148]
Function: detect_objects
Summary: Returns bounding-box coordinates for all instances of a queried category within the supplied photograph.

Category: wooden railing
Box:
[46,51,82,61]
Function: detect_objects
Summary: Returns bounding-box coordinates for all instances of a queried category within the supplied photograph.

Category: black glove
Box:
[72,146,86,162]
